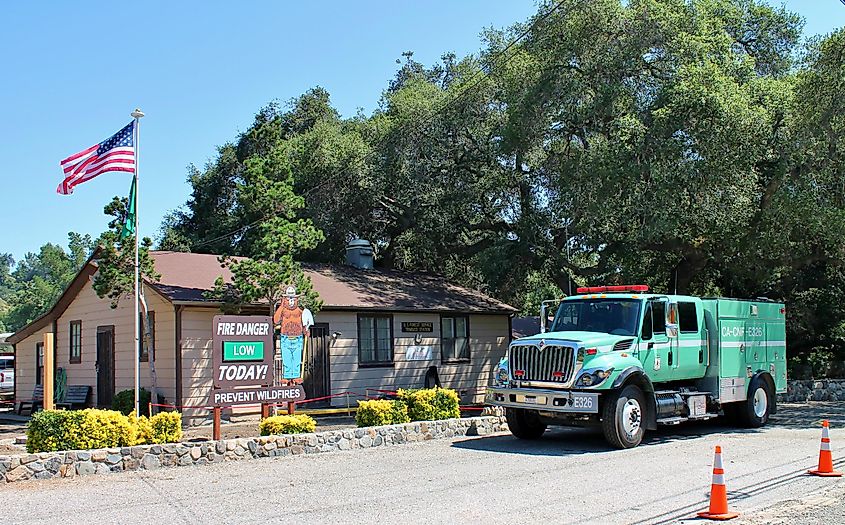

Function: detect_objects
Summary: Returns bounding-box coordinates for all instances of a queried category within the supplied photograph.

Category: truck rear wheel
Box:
[602,385,646,449]
[505,408,547,439]
[737,376,772,428]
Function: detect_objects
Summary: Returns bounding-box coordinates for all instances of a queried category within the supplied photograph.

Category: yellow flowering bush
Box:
[397,387,460,421]
[150,411,183,443]
[259,414,317,435]
[27,408,183,453]
[355,399,410,427]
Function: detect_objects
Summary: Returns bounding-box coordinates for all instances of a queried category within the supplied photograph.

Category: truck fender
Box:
[750,371,777,415]
[611,367,658,430]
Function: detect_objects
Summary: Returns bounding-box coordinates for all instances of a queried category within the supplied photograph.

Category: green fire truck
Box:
[486,285,787,448]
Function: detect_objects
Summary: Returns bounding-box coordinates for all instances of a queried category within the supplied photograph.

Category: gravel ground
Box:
[2,402,843,524]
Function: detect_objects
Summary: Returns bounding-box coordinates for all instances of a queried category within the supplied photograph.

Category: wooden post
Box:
[43,332,54,410]
[287,401,295,415]
[261,403,270,419]
[212,407,221,441]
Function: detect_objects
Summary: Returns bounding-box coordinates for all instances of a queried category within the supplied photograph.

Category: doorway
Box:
[96,325,115,407]
[303,323,330,405]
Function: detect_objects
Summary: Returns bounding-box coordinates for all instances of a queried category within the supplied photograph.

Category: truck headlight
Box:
[494,358,509,386]
[575,367,614,388]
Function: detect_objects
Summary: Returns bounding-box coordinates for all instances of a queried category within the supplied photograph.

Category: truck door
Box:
[673,300,706,380]
[638,299,674,383]
[718,320,746,379]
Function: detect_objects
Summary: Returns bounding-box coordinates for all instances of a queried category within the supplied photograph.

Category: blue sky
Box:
[1,1,843,262]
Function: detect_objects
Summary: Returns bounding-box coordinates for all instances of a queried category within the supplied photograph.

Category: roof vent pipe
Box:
[345,239,374,269]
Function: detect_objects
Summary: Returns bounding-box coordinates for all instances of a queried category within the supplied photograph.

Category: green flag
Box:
[120,176,137,241]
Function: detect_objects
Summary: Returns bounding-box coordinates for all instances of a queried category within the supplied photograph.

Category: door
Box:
[673,300,706,380]
[303,323,330,404]
[96,326,115,407]
[638,300,674,383]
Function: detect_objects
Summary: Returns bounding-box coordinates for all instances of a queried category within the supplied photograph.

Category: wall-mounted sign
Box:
[406,345,433,361]
[402,322,433,333]
[212,315,275,390]
[209,385,305,406]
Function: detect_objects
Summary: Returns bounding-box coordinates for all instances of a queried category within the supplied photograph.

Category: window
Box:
[69,320,82,363]
[358,314,393,366]
[139,311,156,362]
[441,315,470,362]
[36,342,44,385]
[678,302,698,333]
[652,301,666,335]
[641,305,653,340]
[551,299,642,336]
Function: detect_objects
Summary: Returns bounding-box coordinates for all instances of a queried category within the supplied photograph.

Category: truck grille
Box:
[509,344,576,384]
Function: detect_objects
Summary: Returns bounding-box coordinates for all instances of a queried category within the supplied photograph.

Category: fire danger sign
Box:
[212,315,275,390]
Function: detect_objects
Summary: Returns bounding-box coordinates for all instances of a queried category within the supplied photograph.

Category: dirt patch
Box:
[0,444,24,455]
[182,415,357,442]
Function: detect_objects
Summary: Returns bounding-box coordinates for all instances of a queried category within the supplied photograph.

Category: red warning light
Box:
[576,285,650,294]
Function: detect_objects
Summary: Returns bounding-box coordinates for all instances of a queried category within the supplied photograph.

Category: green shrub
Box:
[112,388,152,416]
[259,414,317,435]
[355,399,410,427]
[397,387,460,421]
[150,411,183,443]
[27,410,86,453]
[26,408,183,452]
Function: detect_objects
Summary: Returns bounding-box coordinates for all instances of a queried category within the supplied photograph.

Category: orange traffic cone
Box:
[808,420,842,477]
[697,445,739,520]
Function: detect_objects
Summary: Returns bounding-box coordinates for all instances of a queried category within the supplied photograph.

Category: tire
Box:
[506,408,547,439]
[737,376,772,428]
[602,385,646,449]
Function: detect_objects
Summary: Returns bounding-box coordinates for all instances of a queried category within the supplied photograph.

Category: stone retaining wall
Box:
[779,379,845,403]
[0,416,507,485]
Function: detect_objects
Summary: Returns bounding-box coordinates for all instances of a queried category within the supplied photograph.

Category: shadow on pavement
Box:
[454,402,845,456]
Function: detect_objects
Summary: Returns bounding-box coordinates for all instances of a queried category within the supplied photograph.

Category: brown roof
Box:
[8,250,515,344]
[149,251,515,314]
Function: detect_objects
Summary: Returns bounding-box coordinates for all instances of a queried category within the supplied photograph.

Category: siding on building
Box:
[13,281,176,408]
[177,310,509,420]
[319,312,508,406]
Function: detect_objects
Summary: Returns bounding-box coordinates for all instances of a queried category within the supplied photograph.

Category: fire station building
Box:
[8,243,515,423]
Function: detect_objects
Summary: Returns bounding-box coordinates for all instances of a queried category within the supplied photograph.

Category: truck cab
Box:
[486,285,787,448]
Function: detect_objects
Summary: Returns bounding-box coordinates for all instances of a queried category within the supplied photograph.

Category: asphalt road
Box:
[3,403,844,525]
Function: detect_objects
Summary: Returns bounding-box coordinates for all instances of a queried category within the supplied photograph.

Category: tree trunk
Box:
[145,312,160,415]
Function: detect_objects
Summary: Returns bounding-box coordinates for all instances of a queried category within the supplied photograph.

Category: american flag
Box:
[57,121,135,195]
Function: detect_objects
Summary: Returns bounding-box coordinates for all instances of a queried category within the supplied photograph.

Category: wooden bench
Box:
[17,385,43,415]
[56,385,91,410]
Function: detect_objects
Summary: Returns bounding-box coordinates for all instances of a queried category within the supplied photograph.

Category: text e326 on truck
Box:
[486,285,786,448]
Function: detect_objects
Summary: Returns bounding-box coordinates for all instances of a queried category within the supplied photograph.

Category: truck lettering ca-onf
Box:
[486,285,786,448]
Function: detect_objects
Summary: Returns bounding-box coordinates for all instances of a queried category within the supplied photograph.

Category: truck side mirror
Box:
[665,301,679,338]
[540,303,548,333]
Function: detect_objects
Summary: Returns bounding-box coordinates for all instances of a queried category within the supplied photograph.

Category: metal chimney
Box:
[345,239,374,269]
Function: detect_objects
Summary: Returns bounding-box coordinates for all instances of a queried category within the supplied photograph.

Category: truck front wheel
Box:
[602,385,646,449]
[506,408,547,439]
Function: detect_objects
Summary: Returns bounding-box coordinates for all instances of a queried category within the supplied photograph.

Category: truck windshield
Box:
[550,299,642,336]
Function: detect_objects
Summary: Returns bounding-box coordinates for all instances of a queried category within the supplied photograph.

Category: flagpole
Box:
[131,108,144,416]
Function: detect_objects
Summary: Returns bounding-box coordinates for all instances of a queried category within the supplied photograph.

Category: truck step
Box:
[656,416,686,425]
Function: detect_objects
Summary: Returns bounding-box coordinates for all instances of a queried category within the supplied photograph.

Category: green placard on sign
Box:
[223,341,265,361]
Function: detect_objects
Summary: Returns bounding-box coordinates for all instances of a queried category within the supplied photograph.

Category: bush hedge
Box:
[397,387,461,422]
[259,414,317,435]
[112,388,152,416]
[355,399,410,427]
[27,409,182,453]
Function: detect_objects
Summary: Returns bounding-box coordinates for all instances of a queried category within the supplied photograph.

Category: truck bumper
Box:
[486,387,600,414]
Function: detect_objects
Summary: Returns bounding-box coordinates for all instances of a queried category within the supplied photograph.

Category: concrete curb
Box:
[0,415,508,484]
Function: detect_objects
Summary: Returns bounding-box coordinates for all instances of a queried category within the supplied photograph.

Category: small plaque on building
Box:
[406,345,433,361]
[402,322,433,333]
